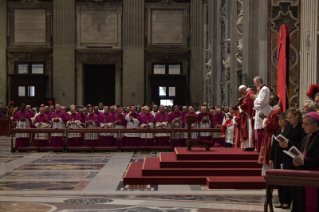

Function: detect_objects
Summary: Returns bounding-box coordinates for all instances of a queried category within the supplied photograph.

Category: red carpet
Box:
[123,147,265,189]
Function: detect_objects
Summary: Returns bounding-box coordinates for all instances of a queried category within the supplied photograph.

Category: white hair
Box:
[238,85,247,90]
[304,100,317,112]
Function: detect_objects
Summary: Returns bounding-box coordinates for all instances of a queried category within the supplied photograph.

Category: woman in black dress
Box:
[278,108,307,209]
[268,112,289,208]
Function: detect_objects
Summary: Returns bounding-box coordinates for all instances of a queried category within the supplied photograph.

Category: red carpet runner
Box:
[124,147,266,189]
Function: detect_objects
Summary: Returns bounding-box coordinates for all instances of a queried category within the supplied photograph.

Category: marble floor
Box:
[0,136,285,212]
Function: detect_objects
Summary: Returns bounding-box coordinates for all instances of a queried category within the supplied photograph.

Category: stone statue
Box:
[236,0,243,65]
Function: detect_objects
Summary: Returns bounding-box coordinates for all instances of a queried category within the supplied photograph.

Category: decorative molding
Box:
[76,50,122,65]
[272,0,299,6]
[18,0,42,5]
[7,52,52,74]
[271,11,299,36]
[271,45,298,70]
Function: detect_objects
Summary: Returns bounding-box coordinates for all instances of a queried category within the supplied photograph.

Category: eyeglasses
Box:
[286,116,296,120]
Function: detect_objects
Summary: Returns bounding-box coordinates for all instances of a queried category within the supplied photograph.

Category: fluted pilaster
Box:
[300,0,319,105]
[190,0,204,105]
[53,0,75,106]
[0,0,6,106]
[122,0,144,105]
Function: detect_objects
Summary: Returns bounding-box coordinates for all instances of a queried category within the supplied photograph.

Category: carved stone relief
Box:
[236,0,243,65]
[219,0,226,105]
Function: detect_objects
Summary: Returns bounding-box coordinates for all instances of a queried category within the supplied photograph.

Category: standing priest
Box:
[250,76,271,152]
[51,104,67,147]
[238,85,255,151]
[99,106,114,146]
[124,106,141,146]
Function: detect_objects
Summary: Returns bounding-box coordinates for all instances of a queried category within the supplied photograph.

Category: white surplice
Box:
[124,114,140,137]
[66,120,82,138]
[34,122,51,140]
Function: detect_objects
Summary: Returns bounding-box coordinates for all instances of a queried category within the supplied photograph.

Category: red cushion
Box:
[266,170,319,178]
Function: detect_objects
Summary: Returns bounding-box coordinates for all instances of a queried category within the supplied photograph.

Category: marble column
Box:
[190,0,204,105]
[0,0,6,107]
[299,0,319,104]
[122,0,144,105]
[53,0,75,106]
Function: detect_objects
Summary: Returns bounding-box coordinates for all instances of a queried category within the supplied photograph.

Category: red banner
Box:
[277,24,290,111]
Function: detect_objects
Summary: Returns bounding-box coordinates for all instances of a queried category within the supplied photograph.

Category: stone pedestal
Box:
[53,0,75,106]
[122,0,144,105]
[0,1,6,107]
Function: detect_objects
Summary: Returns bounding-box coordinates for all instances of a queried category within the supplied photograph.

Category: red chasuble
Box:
[258,107,281,164]
[240,89,255,141]
[234,110,241,148]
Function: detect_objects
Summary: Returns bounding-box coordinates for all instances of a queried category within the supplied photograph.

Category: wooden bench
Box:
[264,169,319,212]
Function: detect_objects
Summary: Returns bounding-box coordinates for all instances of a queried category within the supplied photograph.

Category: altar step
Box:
[124,162,265,189]
[206,176,266,189]
[160,152,261,168]
[174,148,259,160]
[143,157,261,176]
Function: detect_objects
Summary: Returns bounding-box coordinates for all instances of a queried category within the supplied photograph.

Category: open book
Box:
[283,146,303,158]
[274,134,289,143]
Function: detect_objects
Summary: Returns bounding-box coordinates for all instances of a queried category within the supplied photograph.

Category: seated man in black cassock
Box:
[292,112,319,212]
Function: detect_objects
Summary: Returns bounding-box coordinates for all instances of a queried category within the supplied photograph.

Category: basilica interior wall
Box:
[1,0,317,108]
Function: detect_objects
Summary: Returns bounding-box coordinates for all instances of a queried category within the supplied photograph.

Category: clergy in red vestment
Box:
[113,108,125,143]
[34,107,51,147]
[212,108,226,147]
[14,104,31,148]
[258,95,281,175]
[51,104,67,147]
[140,106,155,146]
[84,108,99,147]
[234,98,243,148]
[99,106,115,146]
[124,106,141,146]
[198,106,213,142]
[66,106,82,146]
[169,105,184,147]
[238,85,255,151]
[155,105,170,146]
